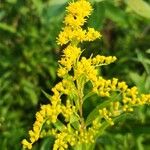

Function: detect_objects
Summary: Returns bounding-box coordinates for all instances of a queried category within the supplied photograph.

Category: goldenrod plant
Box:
[22,0,150,150]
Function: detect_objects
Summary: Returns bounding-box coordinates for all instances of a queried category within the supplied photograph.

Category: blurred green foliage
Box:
[0,0,150,149]
[0,0,65,149]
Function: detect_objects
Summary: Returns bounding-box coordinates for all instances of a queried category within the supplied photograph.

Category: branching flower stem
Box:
[22,1,150,150]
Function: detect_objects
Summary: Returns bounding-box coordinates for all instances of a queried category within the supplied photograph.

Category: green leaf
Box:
[50,0,68,5]
[83,92,96,102]
[40,136,54,150]
[146,49,150,54]
[0,11,5,20]
[126,0,150,19]
[54,120,66,131]
[129,72,150,93]
[90,0,105,2]
[105,2,128,27]
[0,23,16,33]
[70,113,80,123]
[32,0,43,15]
[49,66,56,80]
[96,113,133,138]
[6,0,17,4]
[135,50,150,74]
[42,90,52,101]
[71,121,80,130]
[73,144,95,150]
[137,136,144,150]
[88,1,105,29]
[86,101,108,126]
[86,93,121,126]
[70,113,80,130]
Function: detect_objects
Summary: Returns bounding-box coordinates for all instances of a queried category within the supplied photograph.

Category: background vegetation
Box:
[0,0,150,149]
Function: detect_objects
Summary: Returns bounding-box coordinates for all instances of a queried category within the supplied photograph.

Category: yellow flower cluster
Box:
[54,118,102,149]
[53,119,102,150]
[64,0,92,27]
[22,104,59,149]
[57,45,81,77]
[74,55,116,82]
[22,0,150,150]
[53,127,77,150]
[78,118,101,144]
[99,108,114,125]
[74,57,97,80]
[61,100,76,121]
[22,77,79,149]
[92,75,150,106]
[85,28,102,41]
[67,0,92,18]
[92,55,117,66]
[57,0,101,45]
[57,26,101,45]
[97,80,150,125]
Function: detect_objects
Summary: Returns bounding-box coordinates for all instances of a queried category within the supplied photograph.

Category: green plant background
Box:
[0,0,150,149]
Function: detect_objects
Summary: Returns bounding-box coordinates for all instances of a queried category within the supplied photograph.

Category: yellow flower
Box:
[22,139,32,149]
[57,30,69,45]
[57,0,101,46]
[57,26,87,45]
[58,45,81,77]
[85,27,102,41]
[57,67,68,77]
[66,0,93,18]
[92,55,117,66]
[64,14,86,27]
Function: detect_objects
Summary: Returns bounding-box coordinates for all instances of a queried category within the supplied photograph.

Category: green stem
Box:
[77,78,84,128]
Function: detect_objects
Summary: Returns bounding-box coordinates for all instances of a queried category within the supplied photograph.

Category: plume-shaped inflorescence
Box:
[22,0,150,150]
